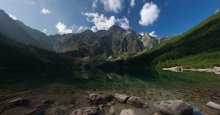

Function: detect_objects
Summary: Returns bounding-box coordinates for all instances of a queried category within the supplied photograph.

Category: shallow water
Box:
[0,69,220,114]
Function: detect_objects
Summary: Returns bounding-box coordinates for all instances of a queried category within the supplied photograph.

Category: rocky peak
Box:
[108,25,126,34]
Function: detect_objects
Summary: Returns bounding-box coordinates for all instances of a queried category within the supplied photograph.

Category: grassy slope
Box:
[117,12,220,69]
[0,34,73,68]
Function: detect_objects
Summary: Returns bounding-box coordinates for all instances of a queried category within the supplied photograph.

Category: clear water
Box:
[0,69,220,114]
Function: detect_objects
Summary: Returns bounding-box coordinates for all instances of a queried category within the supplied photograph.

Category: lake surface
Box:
[0,69,220,114]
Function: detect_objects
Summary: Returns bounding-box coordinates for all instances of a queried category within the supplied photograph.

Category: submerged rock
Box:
[206,101,220,110]
[159,100,193,115]
[114,94,130,103]
[8,98,30,107]
[70,107,100,115]
[126,96,145,107]
[89,94,114,104]
[120,109,135,115]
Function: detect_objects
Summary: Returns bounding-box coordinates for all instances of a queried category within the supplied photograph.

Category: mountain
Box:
[141,33,158,49]
[0,10,51,50]
[0,33,73,68]
[108,11,220,69]
[52,25,145,58]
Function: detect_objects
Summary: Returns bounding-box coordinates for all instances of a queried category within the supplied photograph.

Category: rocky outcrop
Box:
[163,66,220,74]
[70,107,100,115]
[206,101,220,110]
[159,100,193,115]
[163,66,183,72]
[120,109,135,115]
[168,66,220,74]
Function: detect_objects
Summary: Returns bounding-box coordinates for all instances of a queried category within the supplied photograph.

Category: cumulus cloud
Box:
[41,8,51,14]
[149,31,158,37]
[139,2,160,26]
[100,0,123,13]
[55,22,72,34]
[71,25,90,33]
[9,14,17,20]
[83,12,129,31]
[130,0,135,7]
[117,17,129,30]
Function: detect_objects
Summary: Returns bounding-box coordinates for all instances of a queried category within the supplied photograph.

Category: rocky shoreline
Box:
[0,93,220,115]
[163,66,220,74]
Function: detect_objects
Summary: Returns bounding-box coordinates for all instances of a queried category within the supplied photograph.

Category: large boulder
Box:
[120,109,135,115]
[159,100,193,115]
[70,107,100,115]
[126,96,144,107]
[206,101,220,110]
[114,94,130,103]
[89,94,114,104]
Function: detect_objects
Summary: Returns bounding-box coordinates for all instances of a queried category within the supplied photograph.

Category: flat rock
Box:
[89,94,114,104]
[126,96,144,107]
[206,101,220,110]
[159,100,193,115]
[70,107,100,115]
[120,109,135,115]
[114,94,129,103]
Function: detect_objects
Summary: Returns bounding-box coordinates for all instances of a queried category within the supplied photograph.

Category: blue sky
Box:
[0,0,219,37]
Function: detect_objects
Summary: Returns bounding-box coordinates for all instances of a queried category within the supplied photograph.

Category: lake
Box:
[0,69,220,114]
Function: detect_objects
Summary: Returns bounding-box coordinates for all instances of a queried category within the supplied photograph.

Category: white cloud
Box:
[83,12,129,31]
[130,0,135,7]
[55,22,72,34]
[71,25,90,33]
[100,0,123,13]
[117,17,129,30]
[149,31,158,37]
[139,31,158,37]
[139,2,160,26]
[9,14,17,20]
[215,9,219,14]
[41,8,51,14]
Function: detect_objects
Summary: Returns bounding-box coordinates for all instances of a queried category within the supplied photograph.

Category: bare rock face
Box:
[159,100,193,115]
[114,94,130,103]
[70,107,100,115]
[120,109,135,115]
[126,96,145,107]
[141,33,158,49]
[89,94,114,105]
